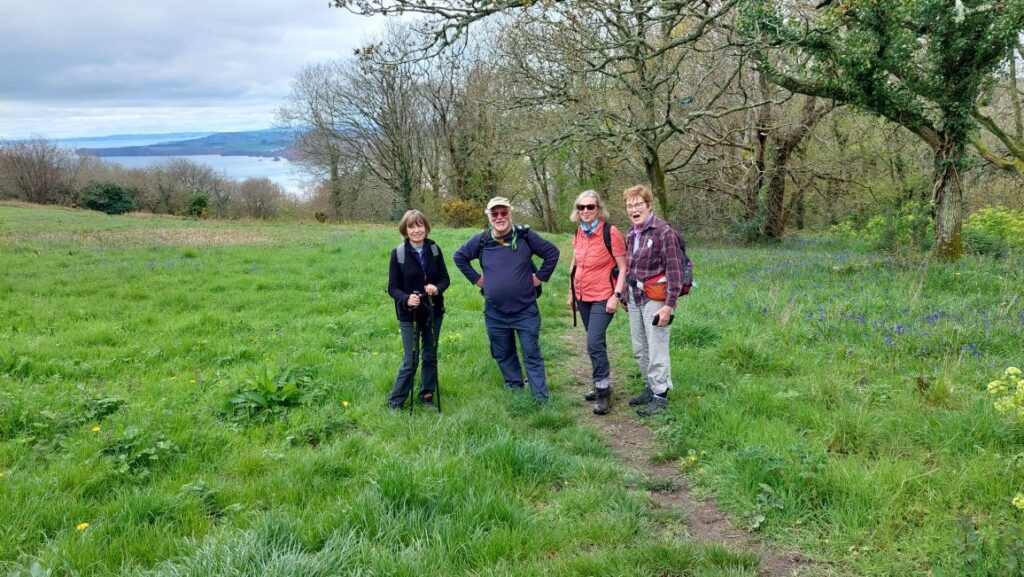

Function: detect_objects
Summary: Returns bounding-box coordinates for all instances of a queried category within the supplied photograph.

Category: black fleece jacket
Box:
[387,238,450,322]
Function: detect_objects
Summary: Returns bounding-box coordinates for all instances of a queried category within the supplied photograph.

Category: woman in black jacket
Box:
[387,210,450,410]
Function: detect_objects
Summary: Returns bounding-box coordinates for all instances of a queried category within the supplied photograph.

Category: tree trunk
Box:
[328,150,347,219]
[1013,43,1023,141]
[747,74,772,224]
[931,139,964,261]
[763,96,830,239]
[747,123,768,223]
[762,146,789,239]
[642,148,669,217]
[529,155,559,232]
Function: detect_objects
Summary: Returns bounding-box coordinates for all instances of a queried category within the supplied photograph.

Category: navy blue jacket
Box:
[387,238,450,322]
[453,226,560,315]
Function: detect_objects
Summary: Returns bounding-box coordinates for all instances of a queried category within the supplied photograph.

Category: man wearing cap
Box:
[453,197,561,403]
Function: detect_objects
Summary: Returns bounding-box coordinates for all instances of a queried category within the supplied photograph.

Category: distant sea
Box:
[56,134,305,194]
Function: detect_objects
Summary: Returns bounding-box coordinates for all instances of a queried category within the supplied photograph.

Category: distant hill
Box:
[56,132,214,145]
[76,129,295,159]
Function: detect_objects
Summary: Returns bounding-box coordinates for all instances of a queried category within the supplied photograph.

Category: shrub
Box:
[863,202,933,253]
[79,182,137,215]
[963,227,1008,258]
[965,207,1024,251]
[442,199,485,228]
[187,193,209,218]
[825,219,860,241]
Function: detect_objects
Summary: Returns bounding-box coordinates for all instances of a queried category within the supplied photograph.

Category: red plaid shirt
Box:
[625,214,684,308]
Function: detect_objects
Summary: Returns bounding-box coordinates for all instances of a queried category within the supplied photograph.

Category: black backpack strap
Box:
[604,223,620,293]
[478,228,489,268]
[515,224,533,253]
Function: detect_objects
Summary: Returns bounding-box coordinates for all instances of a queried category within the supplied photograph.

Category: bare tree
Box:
[234,177,284,219]
[134,158,228,215]
[278,62,353,218]
[0,137,83,204]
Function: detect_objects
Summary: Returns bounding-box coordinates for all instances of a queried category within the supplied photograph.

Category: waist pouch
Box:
[642,274,667,301]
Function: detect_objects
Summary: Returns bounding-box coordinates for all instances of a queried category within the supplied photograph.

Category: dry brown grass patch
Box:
[0,228,276,247]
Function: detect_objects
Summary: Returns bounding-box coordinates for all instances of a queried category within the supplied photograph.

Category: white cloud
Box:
[0,0,387,138]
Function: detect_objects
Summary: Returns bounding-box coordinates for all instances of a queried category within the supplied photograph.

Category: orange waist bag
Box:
[642,275,668,301]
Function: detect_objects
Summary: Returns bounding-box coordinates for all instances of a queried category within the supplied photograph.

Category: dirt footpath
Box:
[563,330,827,576]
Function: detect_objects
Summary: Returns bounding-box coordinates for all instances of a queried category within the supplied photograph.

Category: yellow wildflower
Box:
[1014,493,1024,511]
[343,401,350,409]
[169,376,177,381]
[91,426,101,433]
[76,522,89,531]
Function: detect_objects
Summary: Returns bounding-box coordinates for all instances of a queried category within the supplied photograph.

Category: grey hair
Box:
[569,189,610,222]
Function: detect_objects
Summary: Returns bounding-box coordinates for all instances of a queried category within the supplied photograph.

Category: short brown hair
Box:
[398,209,431,237]
[623,184,653,208]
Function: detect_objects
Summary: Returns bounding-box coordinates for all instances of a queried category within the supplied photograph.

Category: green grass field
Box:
[1,203,1023,576]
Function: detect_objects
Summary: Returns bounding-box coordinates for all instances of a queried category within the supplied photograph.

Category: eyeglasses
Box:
[626,202,647,211]
[489,209,509,218]
[576,204,597,211]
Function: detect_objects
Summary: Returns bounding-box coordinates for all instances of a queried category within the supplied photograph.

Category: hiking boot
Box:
[636,394,668,417]
[584,388,598,401]
[593,387,611,415]
[420,392,438,412]
[628,386,654,406]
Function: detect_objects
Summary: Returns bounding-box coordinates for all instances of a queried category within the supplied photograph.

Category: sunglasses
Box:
[576,204,597,211]
[489,209,509,218]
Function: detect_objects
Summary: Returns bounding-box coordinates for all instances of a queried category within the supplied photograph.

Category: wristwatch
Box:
[613,291,622,300]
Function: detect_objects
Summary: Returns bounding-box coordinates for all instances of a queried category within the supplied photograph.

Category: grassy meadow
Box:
[1,203,1023,575]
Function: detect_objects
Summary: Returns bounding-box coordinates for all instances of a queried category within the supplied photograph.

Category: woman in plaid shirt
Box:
[622,185,684,416]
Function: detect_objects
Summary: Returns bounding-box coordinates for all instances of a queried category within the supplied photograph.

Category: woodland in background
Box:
[3,1,1024,259]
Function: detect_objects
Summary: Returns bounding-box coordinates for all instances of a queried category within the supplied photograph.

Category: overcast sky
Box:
[0,0,386,139]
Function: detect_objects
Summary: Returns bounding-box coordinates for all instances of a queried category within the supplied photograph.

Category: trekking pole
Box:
[408,291,422,416]
[570,268,578,328]
[426,294,440,414]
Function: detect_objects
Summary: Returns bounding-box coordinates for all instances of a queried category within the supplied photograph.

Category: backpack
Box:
[661,227,693,297]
